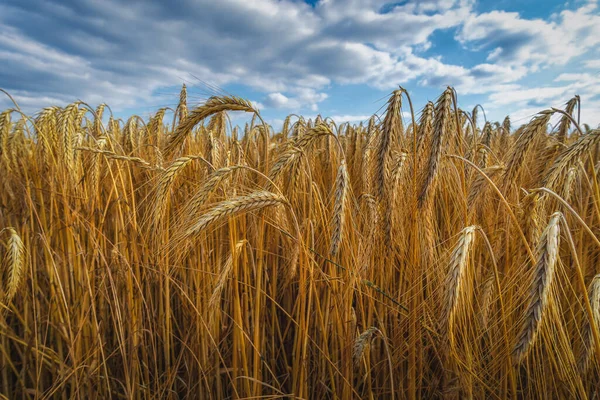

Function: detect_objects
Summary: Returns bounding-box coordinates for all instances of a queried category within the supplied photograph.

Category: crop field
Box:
[0,86,598,398]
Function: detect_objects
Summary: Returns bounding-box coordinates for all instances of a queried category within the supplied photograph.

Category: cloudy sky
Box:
[1,0,599,128]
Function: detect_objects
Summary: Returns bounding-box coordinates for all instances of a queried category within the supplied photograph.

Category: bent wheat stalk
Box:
[353,327,378,362]
[151,155,211,229]
[179,165,244,224]
[503,111,553,186]
[209,240,246,312]
[166,96,259,155]
[183,190,286,239]
[544,129,600,190]
[269,124,334,181]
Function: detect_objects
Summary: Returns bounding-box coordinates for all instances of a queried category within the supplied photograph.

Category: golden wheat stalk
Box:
[93,103,107,138]
[76,146,154,169]
[556,96,579,143]
[353,326,378,362]
[543,129,600,190]
[419,87,453,206]
[503,110,553,186]
[521,192,542,248]
[178,84,188,122]
[513,212,561,364]
[375,90,402,199]
[480,273,495,329]
[562,166,578,202]
[390,151,408,204]
[269,145,302,181]
[183,190,286,239]
[269,124,332,183]
[179,165,243,224]
[330,159,348,257]
[151,155,208,229]
[467,165,503,208]
[2,228,25,303]
[0,110,11,161]
[209,240,246,312]
[498,116,511,149]
[417,101,434,153]
[578,274,600,374]
[442,226,476,339]
[165,96,259,155]
[58,103,80,172]
[35,106,60,164]
[480,122,493,167]
[122,116,138,153]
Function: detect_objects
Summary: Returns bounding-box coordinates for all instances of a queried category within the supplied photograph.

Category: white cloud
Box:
[457,1,600,68]
[265,93,289,108]
[0,0,486,112]
[0,0,598,128]
[483,72,600,127]
[264,88,328,111]
[329,114,372,122]
[250,100,264,111]
[555,73,594,82]
[583,59,600,69]
[488,87,570,107]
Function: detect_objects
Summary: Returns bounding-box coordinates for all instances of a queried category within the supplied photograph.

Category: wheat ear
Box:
[76,147,154,169]
[0,110,11,161]
[442,226,476,339]
[183,190,286,239]
[419,87,453,206]
[543,129,600,191]
[578,274,600,374]
[556,96,579,144]
[165,96,258,155]
[3,228,25,303]
[179,165,244,225]
[330,159,348,257]
[513,212,561,364]
[269,124,333,182]
[503,111,553,186]
[152,156,207,229]
[209,240,246,312]
[375,90,402,199]
[353,327,378,362]
[416,101,434,153]
[178,83,188,122]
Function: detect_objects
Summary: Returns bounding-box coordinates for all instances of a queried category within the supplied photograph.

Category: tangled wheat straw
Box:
[0,87,599,399]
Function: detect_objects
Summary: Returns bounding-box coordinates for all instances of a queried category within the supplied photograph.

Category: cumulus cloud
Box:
[0,0,598,126]
[264,88,328,111]
[0,0,485,112]
[583,59,600,69]
[329,114,372,122]
[482,71,600,127]
[457,1,600,68]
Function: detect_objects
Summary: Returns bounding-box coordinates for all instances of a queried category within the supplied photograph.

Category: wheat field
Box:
[0,86,598,398]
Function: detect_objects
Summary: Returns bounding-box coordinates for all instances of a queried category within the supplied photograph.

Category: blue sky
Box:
[1,0,599,129]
